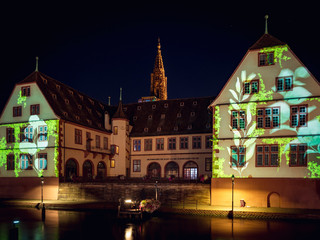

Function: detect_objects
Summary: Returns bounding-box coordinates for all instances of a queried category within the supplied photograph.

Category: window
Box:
[156,138,164,150]
[258,52,274,66]
[133,139,141,151]
[86,132,91,151]
[168,138,176,150]
[231,146,246,167]
[256,145,279,167]
[96,135,100,149]
[38,153,47,170]
[13,106,22,117]
[21,125,33,142]
[113,126,118,135]
[144,139,152,151]
[231,110,245,130]
[257,107,280,128]
[75,129,82,144]
[103,137,108,150]
[276,76,293,91]
[205,158,212,171]
[192,136,201,149]
[30,104,40,115]
[21,86,30,97]
[111,145,119,154]
[7,154,15,170]
[133,160,141,172]
[205,136,212,149]
[291,105,307,127]
[38,126,47,141]
[180,137,188,149]
[110,159,115,168]
[290,144,307,167]
[6,128,15,143]
[244,80,259,94]
[20,154,32,170]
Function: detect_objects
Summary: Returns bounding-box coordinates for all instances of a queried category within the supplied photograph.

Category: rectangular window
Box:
[168,137,176,150]
[258,52,274,66]
[38,153,47,170]
[86,132,91,151]
[21,86,31,97]
[75,129,82,144]
[6,128,15,143]
[291,105,307,127]
[243,80,259,94]
[7,154,15,170]
[156,138,164,150]
[205,158,212,171]
[113,126,118,135]
[110,159,115,168]
[144,139,152,151]
[38,125,47,141]
[180,137,188,149]
[192,136,201,149]
[257,107,280,128]
[96,135,101,149]
[30,104,40,115]
[231,110,245,130]
[21,125,33,142]
[13,106,22,117]
[133,139,141,151]
[205,136,212,149]
[290,144,307,167]
[276,76,293,91]
[256,145,279,167]
[231,146,246,167]
[133,160,141,172]
[103,137,108,150]
[111,145,119,154]
[20,154,32,170]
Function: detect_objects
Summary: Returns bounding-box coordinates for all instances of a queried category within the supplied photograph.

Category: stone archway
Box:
[97,161,106,179]
[83,160,93,180]
[183,161,198,180]
[66,158,78,182]
[165,161,179,179]
[147,162,161,178]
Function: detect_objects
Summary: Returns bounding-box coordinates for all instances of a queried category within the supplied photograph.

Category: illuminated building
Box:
[209,18,320,208]
[0,40,213,199]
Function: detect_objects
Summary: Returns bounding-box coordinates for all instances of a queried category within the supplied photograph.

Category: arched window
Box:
[97,161,106,179]
[83,160,93,180]
[183,161,198,180]
[147,162,161,178]
[165,161,179,179]
[66,159,78,182]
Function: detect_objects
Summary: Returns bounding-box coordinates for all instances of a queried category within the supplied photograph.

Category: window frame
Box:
[168,137,176,150]
[144,139,152,151]
[256,144,279,167]
[289,144,307,167]
[30,104,40,115]
[13,106,22,117]
[75,129,82,144]
[6,154,15,170]
[180,137,189,150]
[192,136,201,149]
[230,146,246,167]
[243,80,259,94]
[290,105,307,128]
[258,52,274,66]
[133,160,141,172]
[231,110,246,130]
[6,128,15,143]
[103,137,108,150]
[38,153,47,170]
[21,86,31,97]
[133,139,141,151]
[156,138,164,150]
[96,135,101,149]
[276,76,293,92]
[256,107,280,129]
[205,158,212,172]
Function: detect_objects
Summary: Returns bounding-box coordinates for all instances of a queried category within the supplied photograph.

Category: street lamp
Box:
[231,174,235,218]
[40,175,44,206]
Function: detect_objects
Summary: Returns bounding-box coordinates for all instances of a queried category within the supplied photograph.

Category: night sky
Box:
[1,1,319,111]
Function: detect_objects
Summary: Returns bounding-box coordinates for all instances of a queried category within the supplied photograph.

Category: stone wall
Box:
[58,182,211,205]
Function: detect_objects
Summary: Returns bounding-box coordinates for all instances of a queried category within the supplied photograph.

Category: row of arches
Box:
[66,159,106,181]
[147,161,198,179]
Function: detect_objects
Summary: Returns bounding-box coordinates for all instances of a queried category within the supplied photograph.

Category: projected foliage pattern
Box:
[212,45,320,178]
[0,90,59,177]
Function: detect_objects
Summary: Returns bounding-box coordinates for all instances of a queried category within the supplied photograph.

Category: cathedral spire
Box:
[150,38,168,100]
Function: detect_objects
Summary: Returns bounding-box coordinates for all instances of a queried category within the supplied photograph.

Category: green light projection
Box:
[0,90,59,177]
[212,45,320,178]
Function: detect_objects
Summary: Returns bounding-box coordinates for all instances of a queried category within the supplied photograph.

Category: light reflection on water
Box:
[0,207,320,240]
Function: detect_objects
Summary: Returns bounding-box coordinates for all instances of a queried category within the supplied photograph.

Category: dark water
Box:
[0,207,320,240]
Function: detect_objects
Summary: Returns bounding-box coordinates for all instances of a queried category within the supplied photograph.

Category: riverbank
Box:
[1,199,320,220]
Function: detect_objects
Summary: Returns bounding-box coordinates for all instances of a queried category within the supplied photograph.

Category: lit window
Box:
[231,146,246,167]
[133,160,141,172]
[21,125,33,142]
[256,145,279,167]
[133,139,141,151]
[290,144,307,167]
[156,138,164,150]
[38,153,47,170]
[20,154,32,170]
[113,126,118,135]
[38,126,47,141]
[291,105,307,127]
[110,159,115,168]
[276,76,293,91]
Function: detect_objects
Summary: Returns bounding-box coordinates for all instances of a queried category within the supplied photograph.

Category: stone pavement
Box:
[1,199,320,220]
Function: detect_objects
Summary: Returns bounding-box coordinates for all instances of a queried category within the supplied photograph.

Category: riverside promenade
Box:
[1,199,320,220]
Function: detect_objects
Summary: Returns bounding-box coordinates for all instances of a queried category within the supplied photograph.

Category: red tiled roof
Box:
[249,34,286,50]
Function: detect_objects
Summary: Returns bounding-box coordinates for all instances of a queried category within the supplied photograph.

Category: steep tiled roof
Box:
[249,34,287,50]
[123,96,215,137]
[18,71,115,132]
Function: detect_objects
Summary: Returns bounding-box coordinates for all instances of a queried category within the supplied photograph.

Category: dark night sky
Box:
[1,1,319,110]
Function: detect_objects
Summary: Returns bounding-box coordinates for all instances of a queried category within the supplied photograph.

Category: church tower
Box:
[150,38,168,100]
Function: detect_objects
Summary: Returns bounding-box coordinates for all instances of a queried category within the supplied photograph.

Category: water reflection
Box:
[0,207,319,240]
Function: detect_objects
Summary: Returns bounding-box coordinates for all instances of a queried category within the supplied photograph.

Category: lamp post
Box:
[155,181,158,200]
[231,174,234,218]
[40,175,44,206]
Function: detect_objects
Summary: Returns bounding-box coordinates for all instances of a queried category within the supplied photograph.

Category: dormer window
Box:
[144,128,148,133]
[21,86,30,97]
[174,126,178,131]
[52,94,57,99]
[133,116,137,121]
[137,106,141,110]
[187,124,192,130]
[157,127,161,132]
[193,101,197,106]
[89,99,94,105]
[78,104,82,110]
[164,103,168,108]
[258,52,274,66]
[75,116,80,121]
[63,112,68,117]
[177,113,181,118]
[152,105,156,110]
[87,119,92,125]
[86,107,92,114]
[56,84,61,90]
[180,102,184,107]
[190,112,195,117]
[78,94,83,100]
[148,115,153,120]
[161,114,165,119]
[65,99,69,104]
[68,90,74,95]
